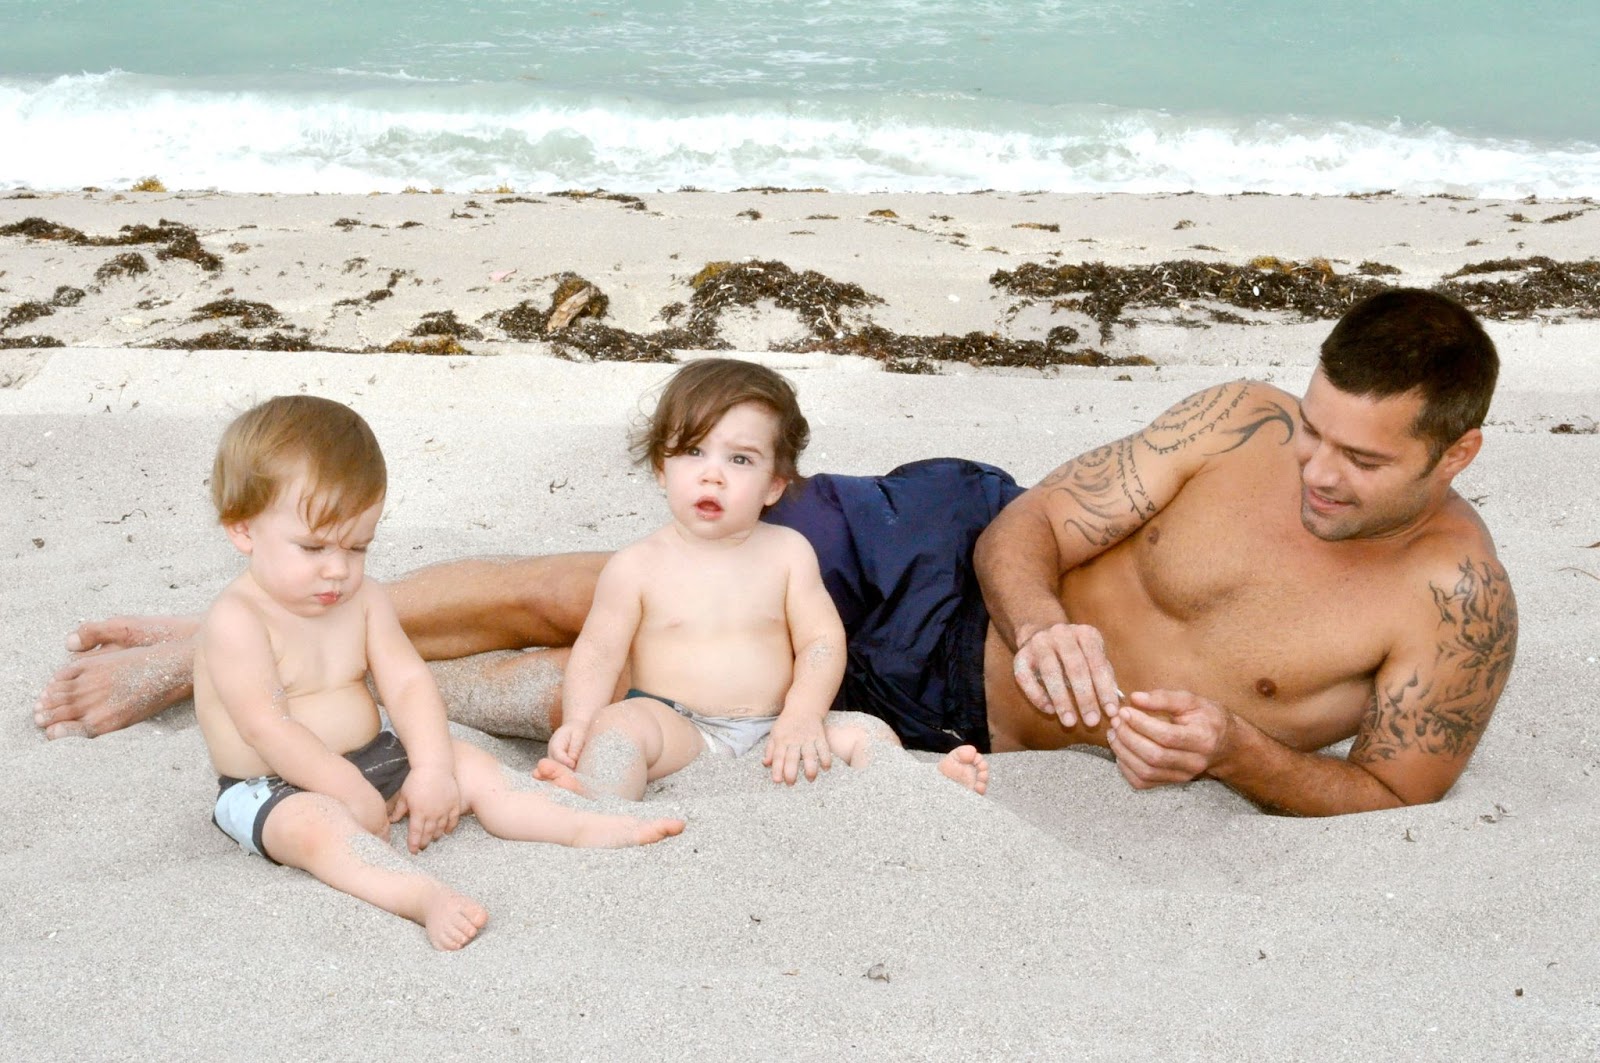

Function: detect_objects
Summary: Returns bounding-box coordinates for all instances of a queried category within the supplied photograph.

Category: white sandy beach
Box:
[2,190,1598,1060]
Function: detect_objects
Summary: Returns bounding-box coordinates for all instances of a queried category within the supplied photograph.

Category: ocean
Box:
[2,0,1598,197]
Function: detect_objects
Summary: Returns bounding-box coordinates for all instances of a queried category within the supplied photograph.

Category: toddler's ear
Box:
[763,475,789,507]
[222,520,255,556]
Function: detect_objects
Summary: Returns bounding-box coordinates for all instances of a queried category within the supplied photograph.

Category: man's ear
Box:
[222,520,254,556]
[1434,428,1483,480]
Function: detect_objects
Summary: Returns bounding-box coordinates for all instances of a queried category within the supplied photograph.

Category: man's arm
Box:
[976,382,1296,728]
[1110,556,1518,815]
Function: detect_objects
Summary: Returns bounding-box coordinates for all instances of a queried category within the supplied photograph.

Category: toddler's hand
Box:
[399,767,462,853]
[763,711,833,785]
[547,722,589,768]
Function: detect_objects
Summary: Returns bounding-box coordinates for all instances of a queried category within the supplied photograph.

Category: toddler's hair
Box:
[212,395,386,532]
[630,358,809,482]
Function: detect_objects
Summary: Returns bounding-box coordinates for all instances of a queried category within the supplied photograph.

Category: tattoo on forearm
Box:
[1352,560,1518,763]
[1042,383,1295,548]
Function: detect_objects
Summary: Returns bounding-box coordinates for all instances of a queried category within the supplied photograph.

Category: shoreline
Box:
[3,188,1597,372]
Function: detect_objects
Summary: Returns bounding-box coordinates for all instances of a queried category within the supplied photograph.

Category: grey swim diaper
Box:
[626,688,778,757]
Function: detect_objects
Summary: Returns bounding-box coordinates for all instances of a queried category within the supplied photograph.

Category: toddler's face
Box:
[658,401,787,542]
[226,476,384,616]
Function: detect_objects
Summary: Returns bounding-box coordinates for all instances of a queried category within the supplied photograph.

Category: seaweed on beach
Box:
[0,216,223,271]
[1,301,53,333]
[683,259,881,345]
[550,322,679,363]
[410,310,483,341]
[191,299,283,329]
[1436,257,1600,319]
[492,274,610,341]
[990,258,1390,342]
[51,286,86,307]
[380,336,470,355]
[0,335,63,349]
[550,189,647,211]
[95,252,150,283]
[148,328,316,352]
[815,324,1150,374]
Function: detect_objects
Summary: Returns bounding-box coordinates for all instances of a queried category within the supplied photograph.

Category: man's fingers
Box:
[1011,656,1054,715]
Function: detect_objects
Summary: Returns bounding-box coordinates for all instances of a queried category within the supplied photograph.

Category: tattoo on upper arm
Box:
[1041,383,1295,548]
[1351,560,1518,764]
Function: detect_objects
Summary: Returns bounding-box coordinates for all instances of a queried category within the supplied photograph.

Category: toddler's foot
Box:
[571,813,685,848]
[533,757,593,797]
[938,745,990,795]
[423,889,489,951]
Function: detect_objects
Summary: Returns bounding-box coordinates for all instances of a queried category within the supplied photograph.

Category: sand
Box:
[2,189,1598,1060]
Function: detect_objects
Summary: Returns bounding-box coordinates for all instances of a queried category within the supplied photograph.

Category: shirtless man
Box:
[35,290,1516,817]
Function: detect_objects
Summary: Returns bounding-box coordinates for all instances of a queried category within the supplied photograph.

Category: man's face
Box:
[1294,370,1451,542]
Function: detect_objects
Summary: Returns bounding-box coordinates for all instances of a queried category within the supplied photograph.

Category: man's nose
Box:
[1300,442,1338,487]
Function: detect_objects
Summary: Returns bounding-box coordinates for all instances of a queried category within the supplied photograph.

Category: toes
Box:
[44,720,92,741]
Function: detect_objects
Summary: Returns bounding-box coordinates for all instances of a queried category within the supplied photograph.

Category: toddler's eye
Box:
[731,454,751,465]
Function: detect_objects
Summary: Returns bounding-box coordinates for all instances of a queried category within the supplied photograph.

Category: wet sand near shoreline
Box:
[2,189,1598,1060]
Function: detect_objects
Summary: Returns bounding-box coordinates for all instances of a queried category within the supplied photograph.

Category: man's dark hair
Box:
[1319,288,1498,465]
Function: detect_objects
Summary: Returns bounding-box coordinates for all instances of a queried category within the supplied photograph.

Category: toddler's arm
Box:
[363,582,461,853]
[764,533,847,784]
[204,598,388,834]
[550,550,644,767]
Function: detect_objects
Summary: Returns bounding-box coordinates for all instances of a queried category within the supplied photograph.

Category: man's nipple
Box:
[1254,677,1278,699]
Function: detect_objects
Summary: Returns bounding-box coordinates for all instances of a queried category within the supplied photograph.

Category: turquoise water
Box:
[3,0,1597,195]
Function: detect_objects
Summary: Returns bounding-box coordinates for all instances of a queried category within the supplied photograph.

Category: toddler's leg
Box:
[260,791,487,951]
[534,697,704,800]
[454,741,684,846]
[823,712,990,795]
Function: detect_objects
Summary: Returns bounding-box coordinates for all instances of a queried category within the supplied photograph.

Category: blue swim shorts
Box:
[211,730,410,863]
[764,457,1023,753]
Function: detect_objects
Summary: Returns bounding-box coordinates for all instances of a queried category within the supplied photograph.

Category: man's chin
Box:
[1300,503,1356,542]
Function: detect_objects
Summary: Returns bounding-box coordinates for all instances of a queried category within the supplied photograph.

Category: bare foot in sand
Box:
[572,813,686,848]
[66,614,200,653]
[938,745,990,795]
[532,757,593,797]
[35,631,198,739]
[423,889,490,951]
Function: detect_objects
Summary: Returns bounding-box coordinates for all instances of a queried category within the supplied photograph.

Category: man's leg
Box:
[35,552,610,740]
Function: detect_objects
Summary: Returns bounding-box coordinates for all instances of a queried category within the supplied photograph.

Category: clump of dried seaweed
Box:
[0,216,223,271]
[0,335,63,349]
[1,301,54,332]
[990,258,1389,343]
[410,310,483,341]
[1436,257,1600,319]
[148,329,315,352]
[191,299,283,329]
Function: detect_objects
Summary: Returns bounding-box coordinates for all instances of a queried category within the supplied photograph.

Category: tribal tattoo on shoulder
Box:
[1039,382,1296,548]
[1351,559,1518,764]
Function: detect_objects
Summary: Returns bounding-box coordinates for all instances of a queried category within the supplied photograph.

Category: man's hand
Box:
[1106,689,1232,789]
[547,721,589,769]
[1011,622,1121,729]
[762,711,833,785]
[396,766,462,853]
